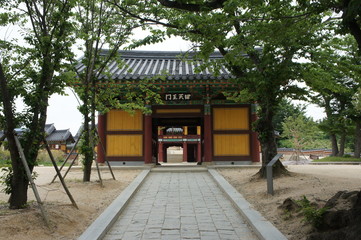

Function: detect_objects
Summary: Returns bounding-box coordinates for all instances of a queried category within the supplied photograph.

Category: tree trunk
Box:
[82,100,93,182]
[83,132,93,181]
[354,121,361,158]
[255,103,287,178]
[330,134,339,156]
[337,132,346,157]
[20,56,53,182]
[90,73,97,162]
[0,63,29,209]
[323,97,340,157]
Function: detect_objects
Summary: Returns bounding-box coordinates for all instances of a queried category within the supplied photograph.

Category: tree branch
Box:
[108,1,182,30]
[345,19,361,52]
[157,0,226,12]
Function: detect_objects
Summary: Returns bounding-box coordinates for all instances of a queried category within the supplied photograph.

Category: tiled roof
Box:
[46,129,74,144]
[76,50,233,82]
[45,123,56,135]
[1,126,74,144]
[0,128,27,142]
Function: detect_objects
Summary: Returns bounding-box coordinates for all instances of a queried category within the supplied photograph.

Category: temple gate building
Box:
[85,50,260,165]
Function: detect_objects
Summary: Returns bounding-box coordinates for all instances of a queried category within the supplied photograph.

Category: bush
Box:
[1,167,38,195]
[0,167,13,194]
[37,149,65,165]
[0,149,11,167]
[297,196,328,228]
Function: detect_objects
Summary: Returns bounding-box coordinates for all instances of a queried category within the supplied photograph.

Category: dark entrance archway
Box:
[153,117,203,164]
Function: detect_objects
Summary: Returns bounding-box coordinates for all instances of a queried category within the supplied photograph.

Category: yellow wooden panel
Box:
[213,134,250,156]
[60,145,66,151]
[106,135,143,156]
[107,110,143,131]
[213,108,249,130]
[156,109,201,114]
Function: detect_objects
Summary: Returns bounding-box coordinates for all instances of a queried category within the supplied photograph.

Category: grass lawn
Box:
[313,156,361,162]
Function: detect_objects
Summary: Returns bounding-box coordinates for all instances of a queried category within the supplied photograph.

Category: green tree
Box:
[352,87,361,157]
[72,0,136,181]
[0,0,74,209]
[335,0,361,52]
[281,114,329,160]
[338,0,361,157]
[111,0,325,177]
[304,35,360,157]
[72,0,164,180]
[273,99,306,147]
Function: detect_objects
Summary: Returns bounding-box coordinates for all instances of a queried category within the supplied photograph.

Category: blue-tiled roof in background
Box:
[45,123,56,135]
[0,125,74,144]
[46,129,74,144]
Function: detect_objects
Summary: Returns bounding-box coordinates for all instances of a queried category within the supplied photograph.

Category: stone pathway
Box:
[103,172,258,240]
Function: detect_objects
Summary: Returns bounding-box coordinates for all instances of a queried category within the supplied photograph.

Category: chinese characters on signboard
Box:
[164,93,192,101]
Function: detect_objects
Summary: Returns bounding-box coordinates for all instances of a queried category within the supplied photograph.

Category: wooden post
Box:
[44,138,78,209]
[92,135,103,187]
[197,126,202,163]
[144,114,152,164]
[183,141,188,162]
[183,126,188,162]
[51,131,83,183]
[197,141,202,163]
[158,127,164,163]
[251,104,261,162]
[163,144,168,163]
[14,134,50,227]
[96,129,116,180]
[158,142,164,163]
[62,153,79,179]
[204,105,212,162]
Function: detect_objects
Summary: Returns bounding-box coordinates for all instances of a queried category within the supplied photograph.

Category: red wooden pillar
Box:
[251,104,261,162]
[183,141,188,162]
[183,126,188,162]
[158,142,164,163]
[197,142,201,163]
[144,114,152,164]
[163,145,168,162]
[197,126,201,162]
[204,104,212,162]
[97,113,106,163]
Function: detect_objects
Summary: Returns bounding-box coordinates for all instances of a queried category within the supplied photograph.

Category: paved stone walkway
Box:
[103,172,259,240]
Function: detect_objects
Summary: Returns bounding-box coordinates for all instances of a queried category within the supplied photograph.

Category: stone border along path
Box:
[78,168,287,240]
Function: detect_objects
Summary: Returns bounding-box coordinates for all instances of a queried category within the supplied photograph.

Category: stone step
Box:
[151,166,207,172]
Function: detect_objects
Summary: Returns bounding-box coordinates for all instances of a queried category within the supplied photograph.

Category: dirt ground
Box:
[0,165,360,240]
[0,167,141,240]
[218,165,361,240]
